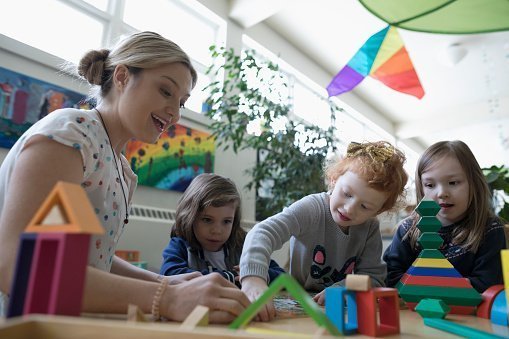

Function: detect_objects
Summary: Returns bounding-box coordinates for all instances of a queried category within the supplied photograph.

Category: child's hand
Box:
[233,265,240,281]
[313,290,325,306]
[241,276,275,322]
[165,271,202,285]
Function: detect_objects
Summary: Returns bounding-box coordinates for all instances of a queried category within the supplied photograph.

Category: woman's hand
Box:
[241,276,275,322]
[163,273,250,324]
[164,271,202,285]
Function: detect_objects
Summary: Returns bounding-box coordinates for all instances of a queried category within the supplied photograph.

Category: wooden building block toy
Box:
[6,233,37,318]
[127,304,146,322]
[490,290,508,326]
[398,197,482,314]
[356,287,400,337]
[180,305,209,330]
[115,250,140,262]
[24,232,91,316]
[345,274,371,291]
[25,181,104,234]
[501,249,509,308]
[424,318,505,339]
[477,285,504,319]
[415,298,450,319]
[325,286,357,335]
[8,181,104,317]
[229,274,340,336]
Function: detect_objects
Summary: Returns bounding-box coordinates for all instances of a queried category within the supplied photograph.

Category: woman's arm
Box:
[0,137,83,294]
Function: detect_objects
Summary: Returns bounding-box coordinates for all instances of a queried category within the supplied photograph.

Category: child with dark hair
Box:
[160,173,284,286]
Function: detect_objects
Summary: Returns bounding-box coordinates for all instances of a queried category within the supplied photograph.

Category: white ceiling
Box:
[227,0,509,168]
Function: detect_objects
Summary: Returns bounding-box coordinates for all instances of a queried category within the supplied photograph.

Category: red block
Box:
[356,287,400,337]
[476,285,504,319]
[24,233,90,316]
[400,273,471,288]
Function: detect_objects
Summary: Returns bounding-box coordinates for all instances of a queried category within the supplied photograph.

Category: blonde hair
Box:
[75,31,197,102]
[406,140,495,252]
[171,173,245,253]
[324,141,408,213]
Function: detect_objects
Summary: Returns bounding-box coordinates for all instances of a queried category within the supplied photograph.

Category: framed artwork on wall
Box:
[125,124,215,192]
[0,66,90,148]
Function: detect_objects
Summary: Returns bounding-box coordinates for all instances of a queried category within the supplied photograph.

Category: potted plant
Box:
[204,46,340,220]
[483,165,509,222]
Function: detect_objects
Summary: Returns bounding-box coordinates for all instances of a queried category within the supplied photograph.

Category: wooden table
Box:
[1,310,508,338]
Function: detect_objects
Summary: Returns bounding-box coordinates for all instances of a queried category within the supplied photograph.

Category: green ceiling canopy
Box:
[359,0,509,34]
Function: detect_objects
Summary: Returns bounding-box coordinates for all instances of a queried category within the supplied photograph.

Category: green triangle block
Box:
[416,198,441,217]
[418,233,444,249]
[229,274,340,335]
[415,299,450,319]
[417,216,442,233]
[418,249,445,259]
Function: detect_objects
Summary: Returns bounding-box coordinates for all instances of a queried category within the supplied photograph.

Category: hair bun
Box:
[78,49,110,85]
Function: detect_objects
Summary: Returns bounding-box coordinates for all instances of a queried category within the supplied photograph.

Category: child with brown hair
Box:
[384,140,506,293]
[160,173,284,286]
[240,141,408,321]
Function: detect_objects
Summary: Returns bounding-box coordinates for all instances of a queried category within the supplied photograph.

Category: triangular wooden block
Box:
[229,274,340,335]
[180,305,209,330]
[25,181,104,234]
[127,304,146,322]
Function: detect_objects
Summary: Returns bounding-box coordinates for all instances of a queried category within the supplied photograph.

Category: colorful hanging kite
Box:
[327,25,425,99]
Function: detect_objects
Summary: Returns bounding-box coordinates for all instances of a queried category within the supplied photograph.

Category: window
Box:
[0,0,104,64]
[123,0,221,67]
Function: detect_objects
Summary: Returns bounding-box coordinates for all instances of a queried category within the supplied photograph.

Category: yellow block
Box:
[500,249,509,307]
[412,258,453,268]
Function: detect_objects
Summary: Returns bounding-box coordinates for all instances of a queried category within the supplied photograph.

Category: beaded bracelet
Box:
[151,278,168,321]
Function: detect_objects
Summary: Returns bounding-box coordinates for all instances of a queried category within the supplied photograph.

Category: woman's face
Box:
[117,62,193,144]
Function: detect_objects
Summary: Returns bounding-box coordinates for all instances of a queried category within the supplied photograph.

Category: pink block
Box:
[24,233,90,316]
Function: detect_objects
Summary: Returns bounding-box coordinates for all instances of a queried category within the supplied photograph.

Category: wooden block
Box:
[7,233,37,318]
[397,283,482,306]
[400,273,472,288]
[477,284,504,319]
[356,288,400,337]
[325,286,357,335]
[490,290,508,326]
[406,302,476,315]
[115,250,140,262]
[127,304,146,322]
[25,181,104,234]
[180,305,209,330]
[501,250,509,308]
[229,274,340,336]
[24,233,90,316]
[412,258,453,268]
[345,274,371,291]
[406,266,462,277]
[424,318,502,338]
[417,249,446,259]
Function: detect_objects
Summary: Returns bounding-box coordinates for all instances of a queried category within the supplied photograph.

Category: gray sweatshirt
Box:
[240,192,386,290]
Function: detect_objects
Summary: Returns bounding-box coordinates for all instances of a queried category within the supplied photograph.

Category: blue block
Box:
[490,290,508,326]
[7,233,37,318]
[325,286,358,335]
[407,266,462,278]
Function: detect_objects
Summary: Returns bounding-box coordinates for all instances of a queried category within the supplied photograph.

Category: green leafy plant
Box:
[204,46,340,220]
[482,165,509,222]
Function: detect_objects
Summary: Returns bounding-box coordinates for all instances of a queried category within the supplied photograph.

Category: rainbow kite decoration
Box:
[327,25,424,99]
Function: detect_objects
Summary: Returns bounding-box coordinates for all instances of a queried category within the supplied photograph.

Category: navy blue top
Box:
[383,216,506,293]
[160,236,285,287]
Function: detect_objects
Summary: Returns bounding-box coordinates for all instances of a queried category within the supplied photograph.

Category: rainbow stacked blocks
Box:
[397,198,482,314]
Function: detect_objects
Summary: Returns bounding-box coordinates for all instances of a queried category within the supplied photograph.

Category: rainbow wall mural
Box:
[125,124,215,192]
